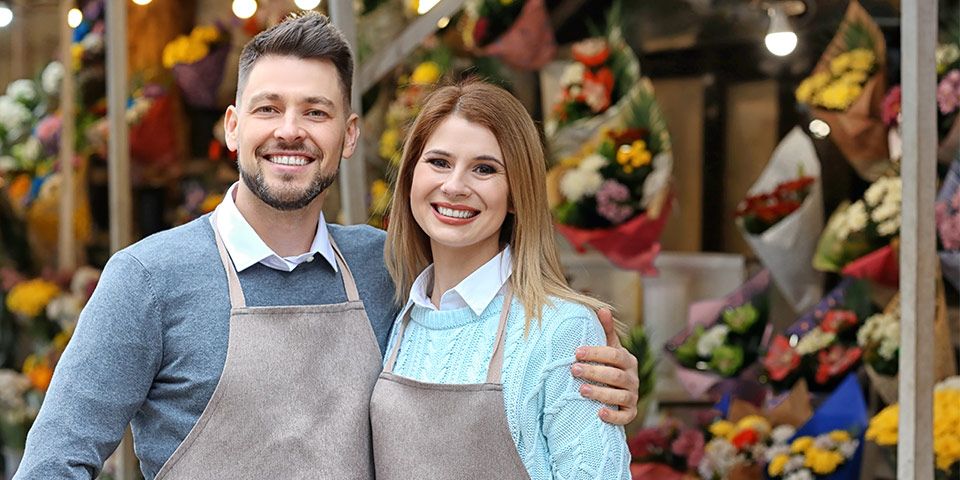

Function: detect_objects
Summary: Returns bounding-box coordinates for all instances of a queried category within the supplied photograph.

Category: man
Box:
[17,12,639,479]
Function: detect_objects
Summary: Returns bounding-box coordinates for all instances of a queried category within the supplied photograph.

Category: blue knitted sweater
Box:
[15,216,398,479]
[385,295,632,479]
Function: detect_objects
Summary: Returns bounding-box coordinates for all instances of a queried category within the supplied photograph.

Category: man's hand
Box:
[572,308,640,425]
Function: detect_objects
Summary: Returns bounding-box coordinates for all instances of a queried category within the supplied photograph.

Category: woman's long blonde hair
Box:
[385,79,610,330]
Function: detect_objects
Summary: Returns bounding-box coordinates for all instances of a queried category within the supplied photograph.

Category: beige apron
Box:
[370,291,531,479]
[155,217,382,480]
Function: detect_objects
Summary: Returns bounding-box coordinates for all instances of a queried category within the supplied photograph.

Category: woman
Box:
[371,79,631,478]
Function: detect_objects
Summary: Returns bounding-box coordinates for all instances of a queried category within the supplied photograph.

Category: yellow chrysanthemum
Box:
[839,70,868,87]
[768,454,790,476]
[411,61,442,85]
[848,48,876,72]
[53,328,73,351]
[709,420,735,439]
[866,405,900,446]
[830,52,853,76]
[829,430,853,444]
[791,436,815,454]
[370,179,391,215]
[379,128,400,161]
[616,140,651,170]
[815,81,862,110]
[795,72,832,104]
[190,25,220,44]
[736,415,772,435]
[71,44,85,71]
[804,446,845,475]
[6,279,62,319]
[934,435,960,471]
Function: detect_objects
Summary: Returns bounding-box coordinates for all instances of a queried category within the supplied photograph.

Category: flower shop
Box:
[0,0,956,479]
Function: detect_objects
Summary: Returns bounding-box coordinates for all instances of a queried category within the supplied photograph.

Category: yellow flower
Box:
[829,430,852,444]
[736,415,772,435]
[848,48,876,72]
[804,446,845,475]
[616,140,651,170]
[709,420,735,439]
[370,179,391,215]
[830,52,853,76]
[934,435,960,471]
[499,0,514,4]
[379,128,400,161]
[200,194,224,214]
[867,405,900,446]
[22,354,54,392]
[839,70,868,86]
[411,61,441,85]
[768,453,790,476]
[190,25,220,44]
[53,328,73,352]
[71,44,85,71]
[6,279,62,319]
[791,436,815,454]
[815,81,862,110]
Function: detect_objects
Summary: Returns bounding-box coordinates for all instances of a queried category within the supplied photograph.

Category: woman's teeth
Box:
[436,206,478,219]
[270,155,309,166]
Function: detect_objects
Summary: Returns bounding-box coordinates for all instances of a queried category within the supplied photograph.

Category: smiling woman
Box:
[373,79,631,479]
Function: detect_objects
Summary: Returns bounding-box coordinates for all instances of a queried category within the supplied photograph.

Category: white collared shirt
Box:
[408,246,512,316]
[209,183,339,273]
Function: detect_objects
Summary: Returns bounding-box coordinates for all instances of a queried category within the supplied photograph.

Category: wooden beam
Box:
[10,0,26,78]
[357,0,468,94]
[330,0,367,225]
[57,0,75,270]
[897,0,937,479]
[106,0,131,253]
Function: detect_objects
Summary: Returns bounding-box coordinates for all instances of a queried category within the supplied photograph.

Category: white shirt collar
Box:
[209,183,339,273]
[409,246,512,316]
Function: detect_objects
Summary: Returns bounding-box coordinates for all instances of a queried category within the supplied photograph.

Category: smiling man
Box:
[15,12,639,480]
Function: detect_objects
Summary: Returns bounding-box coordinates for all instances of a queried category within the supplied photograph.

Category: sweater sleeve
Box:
[536,313,632,480]
[15,252,163,479]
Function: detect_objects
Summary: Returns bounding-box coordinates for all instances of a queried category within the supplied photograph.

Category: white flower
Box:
[864,180,887,207]
[765,444,792,462]
[836,201,868,240]
[935,375,960,392]
[642,152,672,207]
[839,439,860,458]
[70,266,101,298]
[814,434,837,450]
[785,469,814,480]
[46,294,84,329]
[699,438,738,479]
[16,136,42,162]
[859,312,900,360]
[559,168,603,203]
[869,201,899,224]
[877,218,900,237]
[0,95,32,132]
[579,153,607,172]
[785,455,806,473]
[6,79,37,104]
[938,44,960,71]
[0,155,15,172]
[796,327,836,355]
[41,61,64,95]
[771,425,797,445]
[559,63,585,88]
[81,31,104,52]
[696,324,729,357]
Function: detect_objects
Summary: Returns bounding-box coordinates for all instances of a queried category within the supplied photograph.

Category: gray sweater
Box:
[15,216,398,479]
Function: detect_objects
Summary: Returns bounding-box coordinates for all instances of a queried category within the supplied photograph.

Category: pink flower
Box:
[937,70,960,114]
[596,180,635,224]
[671,429,705,468]
[881,86,901,126]
[938,190,960,250]
[629,427,669,459]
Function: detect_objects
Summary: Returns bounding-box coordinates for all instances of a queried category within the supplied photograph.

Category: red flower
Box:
[815,345,863,385]
[628,427,669,459]
[731,429,760,449]
[572,38,610,67]
[762,335,801,382]
[473,17,490,46]
[774,176,815,197]
[821,309,858,334]
[882,85,902,127]
[586,67,615,96]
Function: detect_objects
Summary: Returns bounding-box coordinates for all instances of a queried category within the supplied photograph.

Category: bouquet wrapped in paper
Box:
[867,376,960,479]
[664,270,771,398]
[858,282,956,404]
[937,156,960,291]
[461,0,556,70]
[163,24,230,109]
[547,71,673,272]
[736,127,824,313]
[794,0,889,180]
[762,279,874,393]
[813,175,901,287]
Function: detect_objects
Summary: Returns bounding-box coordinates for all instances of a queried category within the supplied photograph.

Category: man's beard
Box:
[240,141,339,211]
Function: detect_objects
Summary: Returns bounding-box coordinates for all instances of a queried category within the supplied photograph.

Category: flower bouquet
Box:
[813,176,901,288]
[795,0,889,181]
[163,24,230,109]
[621,323,657,421]
[762,278,874,392]
[628,417,704,479]
[765,374,867,480]
[736,127,824,313]
[665,270,770,398]
[866,376,960,479]
[857,284,955,404]
[937,156,960,291]
[547,75,673,272]
[461,0,556,70]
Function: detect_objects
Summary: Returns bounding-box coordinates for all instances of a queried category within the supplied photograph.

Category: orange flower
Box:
[23,355,54,392]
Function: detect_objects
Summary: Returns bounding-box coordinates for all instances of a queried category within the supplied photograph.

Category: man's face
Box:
[224,55,358,211]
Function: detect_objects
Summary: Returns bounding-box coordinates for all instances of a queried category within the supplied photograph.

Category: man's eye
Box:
[254,106,278,114]
[307,110,329,118]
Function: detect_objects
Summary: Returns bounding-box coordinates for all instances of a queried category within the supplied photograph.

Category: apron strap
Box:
[212,212,247,309]
[328,236,360,303]
[382,303,412,374]
[485,291,512,384]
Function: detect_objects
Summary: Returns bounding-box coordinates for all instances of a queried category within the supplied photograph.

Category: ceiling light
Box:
[232,0,258,19]
[764,5,797,57]
[67,8,82,28]
[132,0,153,5]
[417,0,440,15]
[294,0,321,9]
[0,3,13,28]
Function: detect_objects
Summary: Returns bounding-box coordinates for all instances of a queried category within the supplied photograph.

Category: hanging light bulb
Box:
[294,0,321,9]
[417,0,440,14]
[233,0,258,19]
[132,0,153,5]
[764,5,797,57]
[67,7,82,28]
[0,2,13,28]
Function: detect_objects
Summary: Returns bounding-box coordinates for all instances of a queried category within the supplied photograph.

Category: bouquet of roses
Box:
[937,157,960,291]
[548,77,673,272]
[795,0,889,180]
[628,417,704,479]
[461,0,555,70]
[867,376,960,479]
[762,279,873,392]
[665,270,770,398]
[163,24,230,109]
[736,127,824,313]
[813,175,901,287]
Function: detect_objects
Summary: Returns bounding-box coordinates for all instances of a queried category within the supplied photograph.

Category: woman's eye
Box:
[474,164,497,175]
[426,158,449,168]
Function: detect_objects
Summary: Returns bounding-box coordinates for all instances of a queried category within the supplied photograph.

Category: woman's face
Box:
[410,114,509,259]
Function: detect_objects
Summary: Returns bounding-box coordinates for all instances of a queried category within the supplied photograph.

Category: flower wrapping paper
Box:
[479,0,556,71]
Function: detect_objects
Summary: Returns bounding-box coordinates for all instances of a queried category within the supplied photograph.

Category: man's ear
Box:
[341,112,361,159]
[224,105,239,152]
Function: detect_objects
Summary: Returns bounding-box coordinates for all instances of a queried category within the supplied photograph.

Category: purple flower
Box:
[937,69,960,114]
[595,179,635,224]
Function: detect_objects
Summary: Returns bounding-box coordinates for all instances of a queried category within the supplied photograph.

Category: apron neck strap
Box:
[328,236,360,303]
[382,290,514,385]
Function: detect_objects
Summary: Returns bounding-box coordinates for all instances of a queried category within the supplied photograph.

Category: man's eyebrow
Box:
[246,93,335,109]
[304,96,335,108]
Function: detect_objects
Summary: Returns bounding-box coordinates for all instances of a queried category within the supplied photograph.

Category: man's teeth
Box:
[270,155,309,166]
[437,206,478,219]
